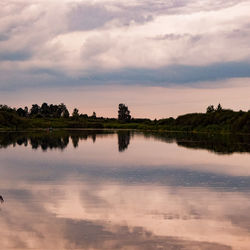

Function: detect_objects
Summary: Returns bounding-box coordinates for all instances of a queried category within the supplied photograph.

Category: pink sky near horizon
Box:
[0,78,249,119]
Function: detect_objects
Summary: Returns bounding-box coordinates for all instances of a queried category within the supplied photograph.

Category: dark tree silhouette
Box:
[28,103,69,118]
[30,104,40,116]
[72,108,79,118]
[41,103,50,116]
[206,105,215,113]
[24,106,28,116]
[58,103,68,118]
[217,103,222,111]
[118,103,131,122]
[17,108,26,117]
[63,109,70,118]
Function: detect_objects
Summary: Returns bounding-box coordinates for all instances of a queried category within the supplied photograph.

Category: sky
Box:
[0,0,250,118]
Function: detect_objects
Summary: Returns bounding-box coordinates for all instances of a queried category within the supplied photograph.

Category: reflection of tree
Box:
[71,136,79,148]
[30,135,69,151]
[92,134,96,143]
[118,131,131,152]
[0,130,115,151]
[1,130,250,155]
[144,132,250,155]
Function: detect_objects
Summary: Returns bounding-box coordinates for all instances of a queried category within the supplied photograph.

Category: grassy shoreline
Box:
[0,126,249,136]
[1,107,250,134]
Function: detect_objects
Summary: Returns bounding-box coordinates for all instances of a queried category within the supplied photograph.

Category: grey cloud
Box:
[226,26,250,39]
[0,50,32,61]
[67,2,154,31]
[0,34,9,41]
[68,4,114,31]
[67,0,241,32]
[0,1,66,64]
[0,0,250,92]
[152,33,202,42]
[114,0,246,17]
[80,61,250,86]
[1,60,250,91]
[0,3,46,35]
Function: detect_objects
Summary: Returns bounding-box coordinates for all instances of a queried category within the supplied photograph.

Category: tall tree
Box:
[62,109,69,118]
[17,108,26,117]
[24,106,28,117]
[41,102,49,116]
[58,103,68,117]
[217,103,222,111]
[72,108,79,118]
[206,105,215,113]
[30,104,40,116]
[118,103,131,122]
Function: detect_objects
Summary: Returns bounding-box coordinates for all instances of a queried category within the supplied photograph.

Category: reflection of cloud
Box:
[0,179,248,249]
[44,181,250,249]
[1,132,250,248]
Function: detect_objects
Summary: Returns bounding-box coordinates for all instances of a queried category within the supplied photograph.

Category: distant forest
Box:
[0,102,249,133]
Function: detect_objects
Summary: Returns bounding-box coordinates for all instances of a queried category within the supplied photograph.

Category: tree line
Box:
[0,102,131,121]
[0,102,249,133]
[1,103,70,118]
[0,103,96,119]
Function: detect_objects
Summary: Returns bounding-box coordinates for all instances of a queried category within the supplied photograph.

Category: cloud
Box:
[0,0,250,93]
[78,61,250,85]
[0,50,32,61]
[1,60,250,94]
[67,2,154,31]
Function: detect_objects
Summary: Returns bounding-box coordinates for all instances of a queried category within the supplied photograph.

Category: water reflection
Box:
[0,130,250,154]
[1,130,250,249]
[143,131,250,155]
[117,131,131,152]
[0,130,114,151]
[0,179,248,249]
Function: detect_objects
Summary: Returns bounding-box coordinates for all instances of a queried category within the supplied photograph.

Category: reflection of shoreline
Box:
[143,131,250,155]
[0,130,133,153]
[0,130,115,151]
[0,130,250,154]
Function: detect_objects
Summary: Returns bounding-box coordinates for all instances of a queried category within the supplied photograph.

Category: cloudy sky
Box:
[0,0,250,118]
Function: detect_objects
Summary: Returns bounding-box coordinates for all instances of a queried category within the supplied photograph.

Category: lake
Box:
[0,130,250,249]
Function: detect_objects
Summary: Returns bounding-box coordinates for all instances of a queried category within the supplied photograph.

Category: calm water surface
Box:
[0,130,250,250]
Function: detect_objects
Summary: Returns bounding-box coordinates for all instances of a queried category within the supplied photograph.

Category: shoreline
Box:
[0,127,250,136]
